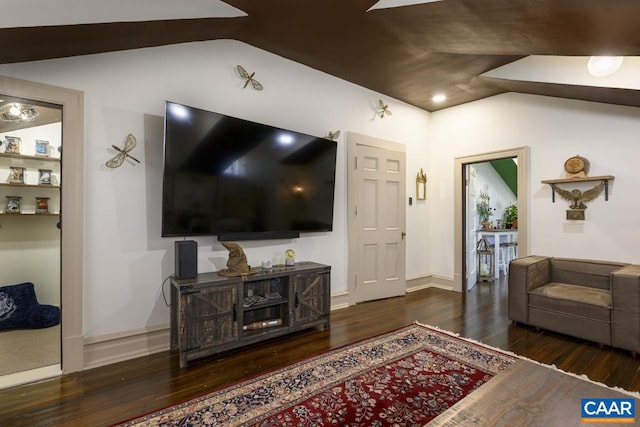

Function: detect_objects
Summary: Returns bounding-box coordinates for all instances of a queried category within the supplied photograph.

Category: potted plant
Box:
[504,201,518,229]
[476,191,493,229]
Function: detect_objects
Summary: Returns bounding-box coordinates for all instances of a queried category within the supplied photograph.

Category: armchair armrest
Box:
[508,256,551,324]
[611,264,640,354]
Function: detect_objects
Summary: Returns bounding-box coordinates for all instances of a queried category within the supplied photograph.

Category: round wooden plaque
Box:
[564,155,589,174]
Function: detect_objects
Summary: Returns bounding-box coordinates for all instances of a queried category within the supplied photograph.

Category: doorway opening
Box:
[465,159,518,290]
[0,76,84,389]
[453,147,529,293]
[0,96,62,383]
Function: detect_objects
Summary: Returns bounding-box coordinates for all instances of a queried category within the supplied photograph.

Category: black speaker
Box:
[175,240,197,280]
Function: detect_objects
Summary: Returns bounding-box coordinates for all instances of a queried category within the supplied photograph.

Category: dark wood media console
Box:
[170,262,331,368]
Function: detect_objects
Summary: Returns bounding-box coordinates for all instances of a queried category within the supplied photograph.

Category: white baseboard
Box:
[406,274,454,292]
[83,324,170,370]
[330,291,349,311]
[82,294,353,369]
[0,365,61,390]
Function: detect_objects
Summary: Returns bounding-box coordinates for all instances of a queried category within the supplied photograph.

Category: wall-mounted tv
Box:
[161,101,337,240]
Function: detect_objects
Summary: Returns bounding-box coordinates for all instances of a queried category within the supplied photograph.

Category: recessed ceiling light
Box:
[277,132,295,146]
[432,94,447,103]
[0,103,39,122]
[587,56,624,77]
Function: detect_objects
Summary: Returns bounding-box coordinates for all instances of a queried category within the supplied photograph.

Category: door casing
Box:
[0,75,85,373]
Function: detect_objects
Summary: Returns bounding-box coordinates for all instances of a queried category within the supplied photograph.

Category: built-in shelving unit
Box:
[0,149,60,217]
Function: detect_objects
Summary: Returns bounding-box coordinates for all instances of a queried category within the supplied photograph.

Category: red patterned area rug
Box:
[116,323,517,426]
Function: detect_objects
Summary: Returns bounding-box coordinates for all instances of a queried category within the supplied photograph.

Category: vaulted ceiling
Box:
[2,0,640,112]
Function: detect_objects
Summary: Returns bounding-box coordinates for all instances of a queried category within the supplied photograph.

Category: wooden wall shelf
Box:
[541,175,615,202]
[0,182,60,189]
[540,175,614,185]
[0,213,59,216]
[0,152,60,163]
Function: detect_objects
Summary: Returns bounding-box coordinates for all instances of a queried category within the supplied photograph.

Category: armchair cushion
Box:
[529,282,611,308]
[529,283,611,322]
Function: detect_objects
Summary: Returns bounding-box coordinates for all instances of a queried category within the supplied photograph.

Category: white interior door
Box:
[349,138,406,303]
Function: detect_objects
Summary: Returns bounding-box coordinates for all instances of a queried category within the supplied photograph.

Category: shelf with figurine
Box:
[0,151,60,163]
[541,155,614,220]
[2,165,59,189]
[1,195,57,216]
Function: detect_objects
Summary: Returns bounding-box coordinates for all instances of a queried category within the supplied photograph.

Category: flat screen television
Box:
[161,101,337,240]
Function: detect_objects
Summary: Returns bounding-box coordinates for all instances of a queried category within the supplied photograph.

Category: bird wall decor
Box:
[106,133,140,168]
[377,99,392,118]
[553,181,605,210]
[236,65,263,90]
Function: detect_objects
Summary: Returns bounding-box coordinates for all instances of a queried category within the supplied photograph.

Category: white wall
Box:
[429,92,640,280]
[0,40,431,338]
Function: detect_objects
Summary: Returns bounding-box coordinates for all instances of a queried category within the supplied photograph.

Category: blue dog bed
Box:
[0,282,60,331]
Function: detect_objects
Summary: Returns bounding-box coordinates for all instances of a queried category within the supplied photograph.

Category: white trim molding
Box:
[330,291,349,311]
[406,274,454,292]
[83,292,355,368]
[0,75,85,374]
[83,325,170,370]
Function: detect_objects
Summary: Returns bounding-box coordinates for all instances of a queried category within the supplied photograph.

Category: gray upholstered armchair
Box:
[508,256,640,355]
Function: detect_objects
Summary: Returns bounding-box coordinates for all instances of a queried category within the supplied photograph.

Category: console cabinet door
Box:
[184,284,238,351]
[293,271,330,325]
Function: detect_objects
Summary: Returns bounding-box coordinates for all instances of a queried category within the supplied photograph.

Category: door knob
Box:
[401,231,406,240]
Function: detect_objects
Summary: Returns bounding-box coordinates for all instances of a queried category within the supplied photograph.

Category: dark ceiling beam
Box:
[479,77,640,109]
[0,19,240,64]
[1,1,640,112]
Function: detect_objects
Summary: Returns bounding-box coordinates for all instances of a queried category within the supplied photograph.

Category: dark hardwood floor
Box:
[2,277,640,426]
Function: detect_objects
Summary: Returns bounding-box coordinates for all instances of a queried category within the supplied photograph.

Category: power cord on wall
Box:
[161,274,174,307]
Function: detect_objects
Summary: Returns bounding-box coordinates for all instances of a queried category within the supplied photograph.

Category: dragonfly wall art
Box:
[106,133,140,168]
[236,65,263,90]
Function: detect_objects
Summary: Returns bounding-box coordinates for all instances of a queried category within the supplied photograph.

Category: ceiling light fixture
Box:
[0,102,39,122]
[587,56,624,77]
[432,94,447,103]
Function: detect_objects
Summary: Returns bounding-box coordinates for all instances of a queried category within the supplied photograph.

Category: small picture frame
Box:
[4,136,21,154]
[35,140,49,157]
[9,166,25,184]
[35,197,50,214]
[38,169,52,185]
[5,196,21,214]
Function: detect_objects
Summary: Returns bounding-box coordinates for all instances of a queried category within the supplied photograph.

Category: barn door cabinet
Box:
[170,262,330,368]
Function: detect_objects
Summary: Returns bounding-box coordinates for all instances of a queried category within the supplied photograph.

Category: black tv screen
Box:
[161,101,337,239]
